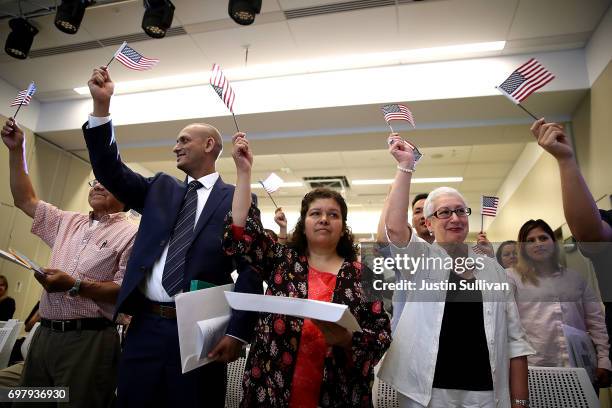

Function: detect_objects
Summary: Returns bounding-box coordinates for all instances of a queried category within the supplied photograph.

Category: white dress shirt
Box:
[139,172,219,302]
[377,233,535,408]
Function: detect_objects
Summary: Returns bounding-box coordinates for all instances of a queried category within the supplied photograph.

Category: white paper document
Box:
[0,248,43,275]
[563,323,597,381]
[176,283,234,374]
[197,315,231,359]
[224,291,362,333]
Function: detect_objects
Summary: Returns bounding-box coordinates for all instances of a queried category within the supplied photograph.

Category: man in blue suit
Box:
[82,67,260,407]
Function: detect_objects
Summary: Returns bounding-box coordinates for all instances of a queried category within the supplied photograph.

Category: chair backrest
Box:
[20,322,40,359]
[0,320,21,369]
[373,376,399,408]
[528,366,599,408]
[225,356,247,408]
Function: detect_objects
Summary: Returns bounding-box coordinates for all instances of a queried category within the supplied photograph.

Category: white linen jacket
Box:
[377,234,535,408]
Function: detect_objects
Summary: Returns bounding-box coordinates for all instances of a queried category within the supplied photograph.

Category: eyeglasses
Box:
[431,207,471,219]
[88,179,100,188]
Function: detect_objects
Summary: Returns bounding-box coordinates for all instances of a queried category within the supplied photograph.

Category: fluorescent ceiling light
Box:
[352,177,463,185]
[251,182,303,189]
[74,41,505,95]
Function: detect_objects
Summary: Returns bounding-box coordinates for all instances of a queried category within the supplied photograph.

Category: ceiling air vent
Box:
[28,26,187,58]
[303,176,350,191]
[284,0,395,19]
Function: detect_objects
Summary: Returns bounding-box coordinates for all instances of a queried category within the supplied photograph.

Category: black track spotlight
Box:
[55,0,89,34]
[228,0,262,26]
[5,18,38,60]
[142,0,175,39]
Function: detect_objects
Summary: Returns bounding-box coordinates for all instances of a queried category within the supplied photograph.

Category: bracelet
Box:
[397,164,415,173]
[511,399,529,407]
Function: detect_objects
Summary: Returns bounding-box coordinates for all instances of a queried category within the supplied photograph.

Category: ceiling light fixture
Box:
[142,0,175,39]
[5,18,38,59]
[228,0,261,25]
[55,0,89,34]
[352,177,463,185]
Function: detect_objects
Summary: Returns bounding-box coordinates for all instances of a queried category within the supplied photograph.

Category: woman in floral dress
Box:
[223,132,391,407]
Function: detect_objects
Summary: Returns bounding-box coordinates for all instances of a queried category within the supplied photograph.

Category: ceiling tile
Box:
[508,0,611,40]
[398,0,518,47]
[190,22,296,68]
[287,6,399,58]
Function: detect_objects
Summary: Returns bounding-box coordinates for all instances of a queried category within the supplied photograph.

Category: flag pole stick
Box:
[517,104,538,120]
[258,181,278,209]
[13,100,24,120]
[232,113,240,133]
[481,213,484,234]
[387,122,395,133]
[104,56,115,69]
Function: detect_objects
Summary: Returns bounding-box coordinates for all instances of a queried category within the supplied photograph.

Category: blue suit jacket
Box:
[82,121,260,341]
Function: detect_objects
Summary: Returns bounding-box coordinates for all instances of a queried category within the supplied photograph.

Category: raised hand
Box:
[274,207,287,228]
[388,133,416,169]
[530,119,574,161]
[1,118,24,151]
[475,232,495,258]
[232,132,252,172]
[87,67,114,116]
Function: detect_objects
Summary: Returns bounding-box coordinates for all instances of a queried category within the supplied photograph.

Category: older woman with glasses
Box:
[377,134,534,408]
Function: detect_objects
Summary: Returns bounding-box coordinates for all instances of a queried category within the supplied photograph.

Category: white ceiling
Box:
[0,0,608,233]
[0,0,608,98]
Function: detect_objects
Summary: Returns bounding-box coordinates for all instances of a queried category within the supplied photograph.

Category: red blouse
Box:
[289,267,338,408]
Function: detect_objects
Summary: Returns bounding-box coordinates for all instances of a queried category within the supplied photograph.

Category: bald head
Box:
[184,123,223,160]
[173,123,224,178]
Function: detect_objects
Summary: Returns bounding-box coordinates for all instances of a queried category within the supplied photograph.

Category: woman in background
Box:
[496,240,518,269]
[508,219,611,389]
[224,132,391,407]
[0,275,15,321]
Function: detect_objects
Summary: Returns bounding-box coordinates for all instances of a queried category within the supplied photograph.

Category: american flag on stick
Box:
[381,104,415,127]
[210,63,236,113]
[481,196,499,217]
[10,82,36,107]
[496,58,555,104]
[113,42,159,71]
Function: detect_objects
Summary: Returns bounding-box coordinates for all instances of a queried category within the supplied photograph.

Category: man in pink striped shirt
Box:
[1,118,137,408]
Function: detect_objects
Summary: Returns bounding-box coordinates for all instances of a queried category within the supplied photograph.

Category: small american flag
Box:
[496,58,555,104]
[113,42,159,71]
[210,63,236,113]
[260,173,284,194]
[381,104,415,127]
[10,82,36,107]
[481,196,499,217]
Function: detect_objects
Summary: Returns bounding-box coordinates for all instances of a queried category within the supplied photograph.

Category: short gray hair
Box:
[423,187,468,218]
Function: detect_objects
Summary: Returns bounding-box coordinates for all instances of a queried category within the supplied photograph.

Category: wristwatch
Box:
[68,278,82,297]
[511,399,530,407]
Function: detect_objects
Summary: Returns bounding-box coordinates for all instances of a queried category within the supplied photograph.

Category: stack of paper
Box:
[224,291,362,332]
[0,248,43,275]
[176,283,234,373]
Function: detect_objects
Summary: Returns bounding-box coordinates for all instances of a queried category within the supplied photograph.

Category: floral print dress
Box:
[223,205,391,407]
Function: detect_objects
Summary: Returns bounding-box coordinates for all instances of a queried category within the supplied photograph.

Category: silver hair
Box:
[423,187,468,218]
